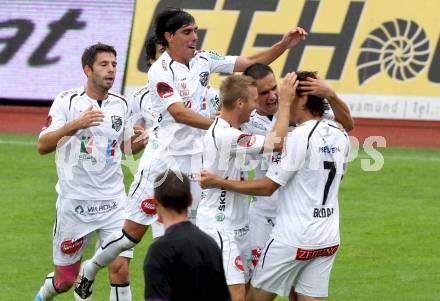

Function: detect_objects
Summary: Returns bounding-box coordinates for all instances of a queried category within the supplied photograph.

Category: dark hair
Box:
[145,36,159,67]
[296,71,329,117]
[154,170,191,214]
[154,7,195,47]
[243,63,274,80]
[220,75,256,111]
[81,43,116,69]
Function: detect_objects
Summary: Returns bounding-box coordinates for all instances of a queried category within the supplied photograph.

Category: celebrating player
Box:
[75,8,307,300]
[200,71,350,301]
[34,43,147,301]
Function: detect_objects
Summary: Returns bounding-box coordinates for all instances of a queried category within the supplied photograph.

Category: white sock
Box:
[84,230,138,280]
[109,283,132,301]
[38,272,58,300]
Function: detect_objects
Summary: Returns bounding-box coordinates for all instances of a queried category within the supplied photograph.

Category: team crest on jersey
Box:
[140,199,157,215]
[111,115,122,132]
[161,60,167,71]
[41,115,52,131]
[199,71,209,87]
[237,134,256,147]
[60,237,84,255]
[157,82,174,98]
[234,256,244,272]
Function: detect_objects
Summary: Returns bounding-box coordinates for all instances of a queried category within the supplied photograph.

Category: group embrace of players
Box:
[34,7,354,301]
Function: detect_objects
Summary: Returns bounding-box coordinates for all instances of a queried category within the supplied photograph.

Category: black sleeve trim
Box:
[69,93,78,111]
[211,118,220,150]
[200,56,208,62]
[140,90,150,110]
[169,60,175,81]
[217,231,223,253]
[109,92,128,108]
[307,121,320,150]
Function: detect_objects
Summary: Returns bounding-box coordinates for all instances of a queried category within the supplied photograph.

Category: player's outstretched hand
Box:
[132,125,149,146]
[281,27,308,49]
[200,170,223,189]
[75,106,104,129]
[279,72,299,106]
[298,76,336,99]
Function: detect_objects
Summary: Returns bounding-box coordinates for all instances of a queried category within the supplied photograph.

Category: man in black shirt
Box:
[144,170,230,301]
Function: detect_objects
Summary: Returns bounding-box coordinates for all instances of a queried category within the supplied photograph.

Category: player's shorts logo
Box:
[140,199,157,215]
[75,205,86,216]
[111,115,122,132]
[215,212,225,222]
[60,237,84,255]
[157,82,174,98]
[295,245,339,261]
[199,71,209,87]
[237,134,256,148]
[251,248,262,267]
[234,255,244,272]
[41,115,52,131]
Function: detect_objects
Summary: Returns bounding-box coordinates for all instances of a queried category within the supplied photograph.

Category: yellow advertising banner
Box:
[124,0,440,120]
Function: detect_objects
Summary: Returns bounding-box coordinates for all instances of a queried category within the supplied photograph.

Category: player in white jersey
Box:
[241,64,354,276]
[200,71,350,301]
[75,8,307,299]
[197,73,298,301]
[34,44,148,301]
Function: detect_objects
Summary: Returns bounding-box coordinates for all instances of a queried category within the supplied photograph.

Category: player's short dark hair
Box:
[243,63,274,80]
[296,71,329,117]
[154,7,195,47]
[154,170,191,214]
[81,43,116,69]
[220,75,256,111]
[145,36,159,67]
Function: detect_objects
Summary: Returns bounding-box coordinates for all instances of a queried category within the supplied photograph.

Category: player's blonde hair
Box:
[220,75,256,111]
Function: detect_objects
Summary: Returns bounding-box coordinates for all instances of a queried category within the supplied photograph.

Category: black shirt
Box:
[144,221,230,301]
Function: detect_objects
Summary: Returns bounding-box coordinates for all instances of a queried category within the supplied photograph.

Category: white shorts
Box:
[200,226,251,285]
[251,239,338,297]
[151,221,165,239]
[53,196,133,266]
[125,154,202,226]
[248,206,276,272]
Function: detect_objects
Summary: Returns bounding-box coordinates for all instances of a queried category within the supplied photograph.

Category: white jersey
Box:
[197,117,265,230]
[242,110,279,217]
[40,87,129,200]
[202,85,220,117]
[266,119,350,249]
[147,50,236,155]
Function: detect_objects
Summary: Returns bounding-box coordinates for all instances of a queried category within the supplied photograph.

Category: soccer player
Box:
[144,170,230,301]
[200,71,350,301]
[34,43,147,301]
[75,8,307,299]
[241,64,354,275]
[197,73,298,301]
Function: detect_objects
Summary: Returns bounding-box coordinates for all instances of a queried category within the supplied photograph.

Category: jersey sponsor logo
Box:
[234,224,249,238]
[251,120,267,131]
[199,71,209,87]
[161,60,167,71]
[237,134,256,147]
[140,198,157,215]
[251,248,262,268]
[208,51,225,61]
[111,115,122,132]
[234,255,244,272]
[157,82,174,98]
[41,115,52,131]
[295,245,339,261]
[60,237,84,255]
[320,145,341,153]
[79,136,118,163]
[218,187,227,212]
[215,212,225,222]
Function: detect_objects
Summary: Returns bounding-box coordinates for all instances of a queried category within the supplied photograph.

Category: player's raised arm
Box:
[298,75,354,131]
[38,105,104,155]
[200,170,280,197]
[261,72,298,153]
[233,27,307,72]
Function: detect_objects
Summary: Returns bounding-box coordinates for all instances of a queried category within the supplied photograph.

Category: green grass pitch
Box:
[0,133,439,301]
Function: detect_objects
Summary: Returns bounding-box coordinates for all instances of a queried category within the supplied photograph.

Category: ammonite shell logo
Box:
[357,19,430,85]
